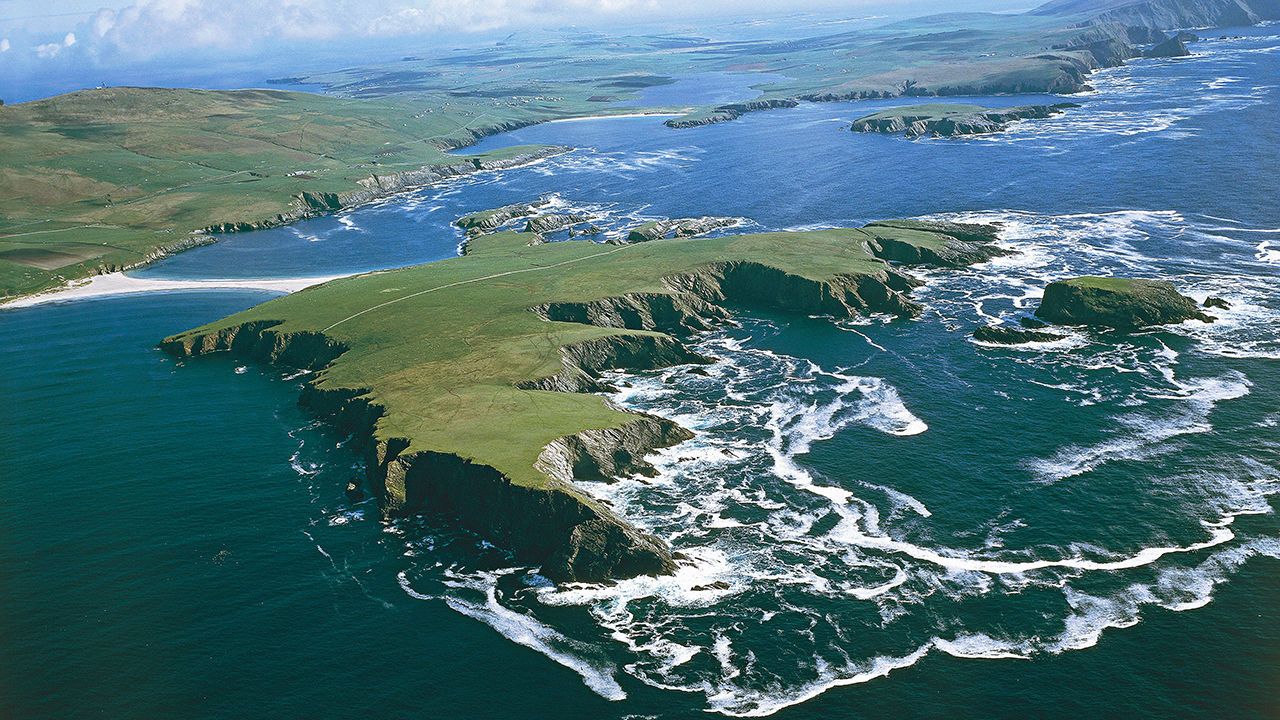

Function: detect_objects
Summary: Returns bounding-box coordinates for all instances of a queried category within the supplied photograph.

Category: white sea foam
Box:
[1028,371,1250,482]
[1256,240,1280,263]
[400,569,628,700]
[287,226,324,243]
[705,645,932,717]
[527,274,1276,715]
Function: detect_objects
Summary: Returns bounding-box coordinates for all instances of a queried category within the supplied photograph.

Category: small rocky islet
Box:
[1035,276,1215,329]
[974,276,1222,344]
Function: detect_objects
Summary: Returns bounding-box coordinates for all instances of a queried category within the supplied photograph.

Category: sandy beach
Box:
[2,272,348,309]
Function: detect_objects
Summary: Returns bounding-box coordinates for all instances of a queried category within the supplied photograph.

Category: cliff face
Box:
[161,320,687,583]
[664,260,922,318]
[1034,0,1280,29]
[95,235,218,274]
[532,291,732,337]
[377,435,682,583]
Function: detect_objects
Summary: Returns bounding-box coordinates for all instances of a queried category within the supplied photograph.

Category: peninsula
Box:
[160,220,1005,582]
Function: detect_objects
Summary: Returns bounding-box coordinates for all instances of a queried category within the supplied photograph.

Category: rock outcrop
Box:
[1034,276,1213,329]
[456,196,553,234]
[863,219,1009,267]
[623,216,741,243]
[524,213,594,234]
[851,103,1079,138]
[1145,35,1191,57]
[973,325,1066,344]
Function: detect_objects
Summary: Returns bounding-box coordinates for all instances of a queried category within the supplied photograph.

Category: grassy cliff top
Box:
[163,225,943,490]
[854,104,992,121]
[1057,275,1159,291]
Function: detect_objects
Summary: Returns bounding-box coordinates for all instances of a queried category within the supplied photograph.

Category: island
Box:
[160,220,999,583]
[851,103,1079,138]
[1034,276,1213,329]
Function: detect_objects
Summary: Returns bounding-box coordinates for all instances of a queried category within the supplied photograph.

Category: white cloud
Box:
[0,38,10,53]
[46,0,858,60]
[32,31,76,58]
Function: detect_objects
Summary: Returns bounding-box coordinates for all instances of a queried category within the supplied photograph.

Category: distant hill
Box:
[1033,0,1280,27]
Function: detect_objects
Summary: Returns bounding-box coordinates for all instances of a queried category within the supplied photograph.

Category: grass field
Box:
[0,87,597,299]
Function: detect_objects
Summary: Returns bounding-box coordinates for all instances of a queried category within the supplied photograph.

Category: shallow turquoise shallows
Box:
[3,25,1279,720]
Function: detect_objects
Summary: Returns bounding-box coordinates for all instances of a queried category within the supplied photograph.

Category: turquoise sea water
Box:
[3,27,1279,719]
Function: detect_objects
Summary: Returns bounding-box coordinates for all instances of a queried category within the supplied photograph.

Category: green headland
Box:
[160,220,1003,581]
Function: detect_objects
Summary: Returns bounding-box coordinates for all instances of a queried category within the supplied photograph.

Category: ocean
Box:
[2,25,1278,719]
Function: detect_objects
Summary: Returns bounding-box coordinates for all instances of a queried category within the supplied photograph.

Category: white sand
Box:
[545,112,681,124]
[2,272,347,309]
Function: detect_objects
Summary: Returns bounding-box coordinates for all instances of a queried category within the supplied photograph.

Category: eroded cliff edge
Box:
[159,222,1002,583]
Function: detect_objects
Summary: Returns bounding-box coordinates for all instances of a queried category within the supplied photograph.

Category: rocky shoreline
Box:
[159,223,976,582]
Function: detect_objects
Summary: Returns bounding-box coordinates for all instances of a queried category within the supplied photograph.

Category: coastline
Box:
[1,272,348,309]
[0,61,1131,308]
[0,146,569,308]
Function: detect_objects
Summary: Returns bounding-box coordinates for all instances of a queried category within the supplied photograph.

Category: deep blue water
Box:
[4,27,1280,719]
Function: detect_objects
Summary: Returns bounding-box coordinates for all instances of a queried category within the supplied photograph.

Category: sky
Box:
[0,0,1038,102]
